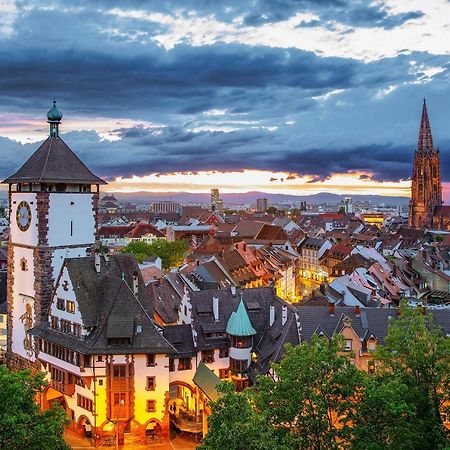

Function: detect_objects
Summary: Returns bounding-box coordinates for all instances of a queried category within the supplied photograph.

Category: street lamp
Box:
[115,398,125,450]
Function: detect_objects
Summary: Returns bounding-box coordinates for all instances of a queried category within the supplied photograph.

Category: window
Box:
[77,394,93,412]
[113,393,126,405]
[98,379,103,386]
[60,319,72,334]
[368,340,376,351]
[230,358,248,374]
[56,298,65,311]
[73,324,81,337]
[113,365,126,378]
[146,400,156,412]
[219,369,229,379]
[66,301,75,314]
[219,348,229,358]
[20,258,28,271]
[178,358,192,371]
[50,316,59,330]
[146,354,156,367]
[146,376,155,391]
[201,350,214,364]
[344,339,353,351]
[97,355,103,362]
[169,358,175,372]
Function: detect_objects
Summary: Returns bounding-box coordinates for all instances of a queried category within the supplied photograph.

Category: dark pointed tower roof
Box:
[417,99,434,153]
[2,102,106,185]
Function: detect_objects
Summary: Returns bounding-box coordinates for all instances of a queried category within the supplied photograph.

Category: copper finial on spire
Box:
[417,98,434,153]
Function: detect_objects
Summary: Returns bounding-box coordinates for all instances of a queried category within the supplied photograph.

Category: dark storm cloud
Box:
[0,1,449,186]
[239,0,423,29]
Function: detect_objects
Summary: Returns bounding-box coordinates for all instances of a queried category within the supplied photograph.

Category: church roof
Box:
[226,298,256,336]
[417,99,435,153]
[2,136,106,185]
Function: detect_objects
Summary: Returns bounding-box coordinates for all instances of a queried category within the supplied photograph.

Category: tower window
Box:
[20,258,28,271]
[70,220,73,237]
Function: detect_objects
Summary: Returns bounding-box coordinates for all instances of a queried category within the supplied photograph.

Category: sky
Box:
[0,0,449,199]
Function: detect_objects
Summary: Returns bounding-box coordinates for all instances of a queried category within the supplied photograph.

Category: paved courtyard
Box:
[65,429,198,450]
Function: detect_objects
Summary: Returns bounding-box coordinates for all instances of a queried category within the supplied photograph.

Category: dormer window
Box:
[66,301,75,314]
[344,339,353,351]
[368,339,377,352]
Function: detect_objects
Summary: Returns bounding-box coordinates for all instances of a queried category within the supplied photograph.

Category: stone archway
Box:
[77,415,92,438]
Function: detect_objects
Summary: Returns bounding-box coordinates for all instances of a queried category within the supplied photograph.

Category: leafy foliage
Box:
[353,303,450,449]
[258,336,362,450]
[199,382,284,450]
[202,305,450,450]
[0,366,69,450]
[121,239,188,269]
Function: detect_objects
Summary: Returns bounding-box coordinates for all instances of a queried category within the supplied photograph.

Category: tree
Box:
[121,239,188,269]
[352,303,450,450]
[257,335,363,450]
[199,382,286,450]
[0,366,69,450]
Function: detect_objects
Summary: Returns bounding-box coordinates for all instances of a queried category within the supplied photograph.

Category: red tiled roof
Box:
[126,223,164,239]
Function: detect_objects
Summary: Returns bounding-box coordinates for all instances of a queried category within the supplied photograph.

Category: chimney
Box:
[213,296,219,322]
[231,286,237,297]
[354,305,361,317]
[281,305,288,326]
[269,305,275,327]
[320,283,326,295]
[328,302,335,317]
[133,271,139,297]
[94,251,101,273]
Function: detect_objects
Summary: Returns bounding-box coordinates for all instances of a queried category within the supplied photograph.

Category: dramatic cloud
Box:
[0,0,449,195]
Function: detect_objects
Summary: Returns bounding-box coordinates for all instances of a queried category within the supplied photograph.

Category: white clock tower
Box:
[2,102,106,368]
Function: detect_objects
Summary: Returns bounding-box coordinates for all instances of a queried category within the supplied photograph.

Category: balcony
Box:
[50,379,75,396]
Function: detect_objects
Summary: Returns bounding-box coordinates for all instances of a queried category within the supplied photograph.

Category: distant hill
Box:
[100,190,410,206]
[0,188,410,205]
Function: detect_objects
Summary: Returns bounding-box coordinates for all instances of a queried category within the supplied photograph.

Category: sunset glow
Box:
[108,170,412,197]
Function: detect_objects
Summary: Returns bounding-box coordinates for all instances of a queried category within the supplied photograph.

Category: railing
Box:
[50,379,75,396]
[170,412,203,433]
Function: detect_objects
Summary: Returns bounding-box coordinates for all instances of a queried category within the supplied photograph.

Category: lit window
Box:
[146,400,156,412]
[66,301,75,314]
[146,376,155,391]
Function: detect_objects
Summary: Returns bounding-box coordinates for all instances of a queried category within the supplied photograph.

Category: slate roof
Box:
[2,137,106,185]
[295,305,450,345]
[30,254,175,355]
[163,324,196,357]
[193,362,221,401]
[189,287,297,357]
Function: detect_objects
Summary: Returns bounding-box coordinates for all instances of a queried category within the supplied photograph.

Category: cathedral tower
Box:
[2,102,106,368]
[409,100,442,229]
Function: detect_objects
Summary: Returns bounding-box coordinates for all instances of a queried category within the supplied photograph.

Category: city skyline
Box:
[0,1,449,198]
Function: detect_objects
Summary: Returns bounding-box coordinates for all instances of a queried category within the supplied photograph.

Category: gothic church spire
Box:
[417,98,434,153]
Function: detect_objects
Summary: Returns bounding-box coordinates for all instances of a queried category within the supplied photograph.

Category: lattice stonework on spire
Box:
[409,100,442,229]
[417,99,434,153]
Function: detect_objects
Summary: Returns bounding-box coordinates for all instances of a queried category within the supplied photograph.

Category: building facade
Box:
[409,100,444,229]
[2,102,105,370]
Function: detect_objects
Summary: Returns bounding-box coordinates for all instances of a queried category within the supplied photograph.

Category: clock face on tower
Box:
[16,201,32,232]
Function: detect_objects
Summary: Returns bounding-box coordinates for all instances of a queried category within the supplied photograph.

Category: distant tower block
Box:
[210,188,222,210]
[256,198,268,212]
[344,197,353,214]
[2,102,106,369]
[409,100,442,229]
